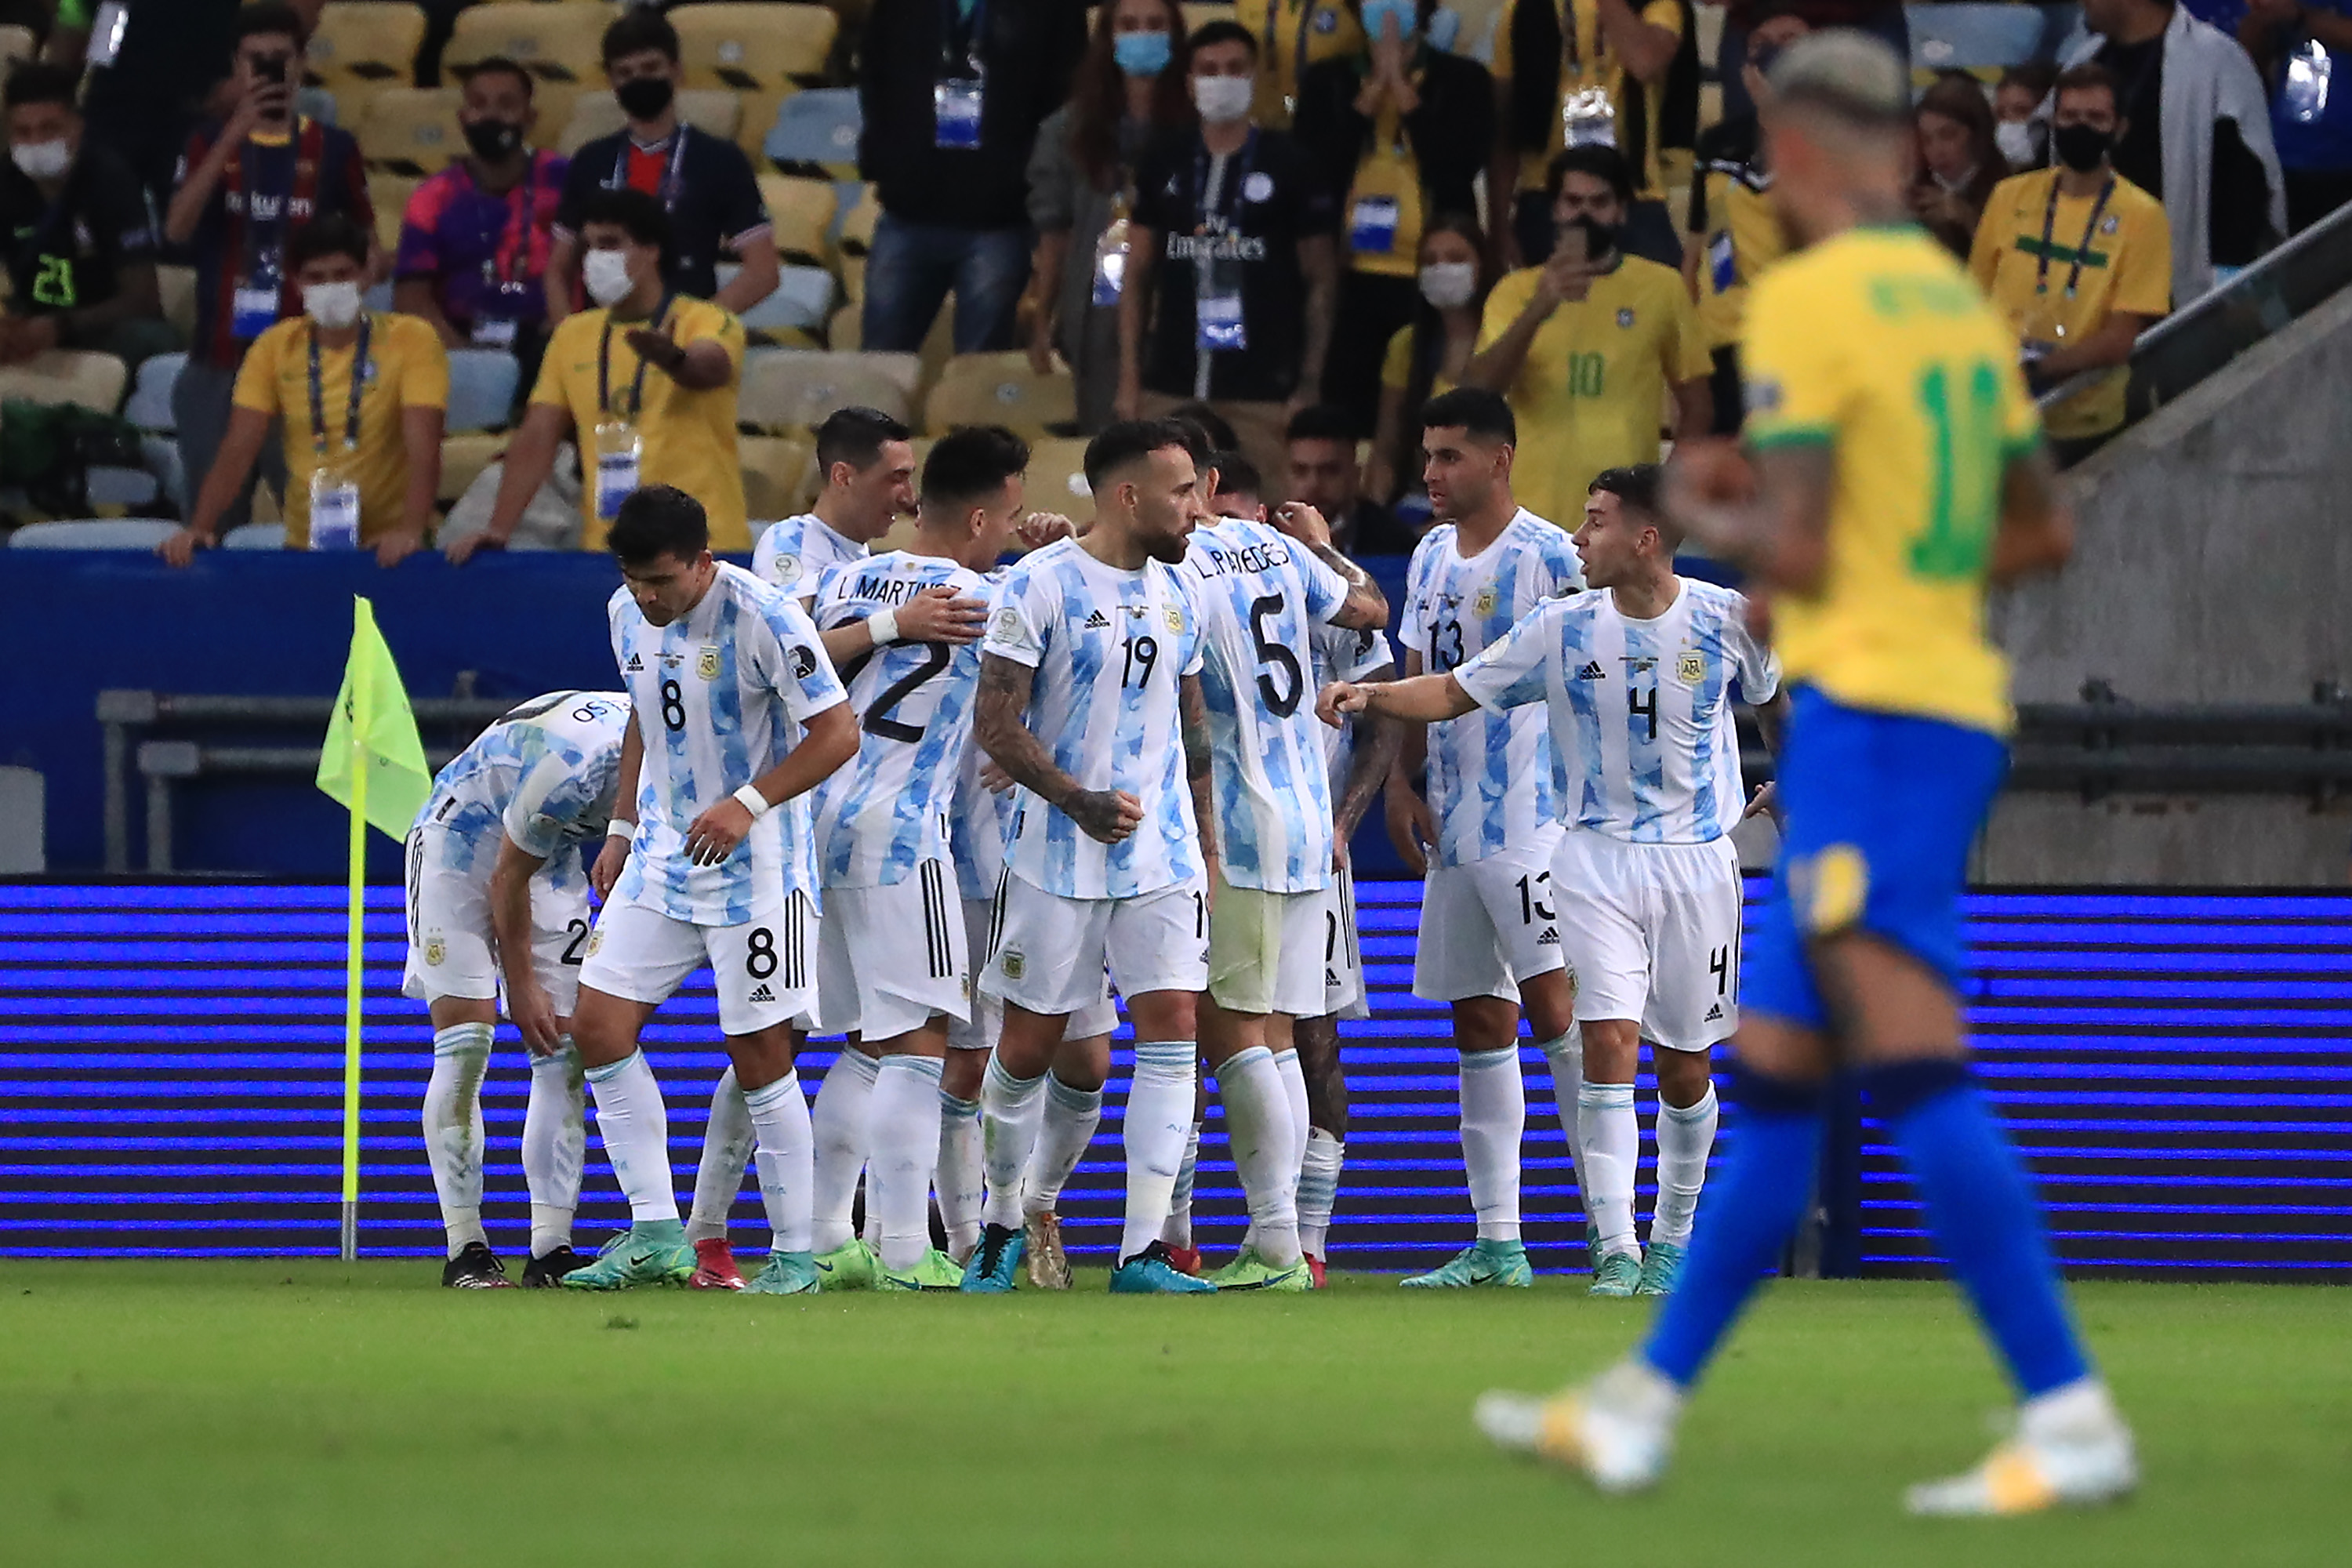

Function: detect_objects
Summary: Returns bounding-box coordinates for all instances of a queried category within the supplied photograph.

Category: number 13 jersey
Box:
[981,537,1206,901]
[1402,509,1584,869]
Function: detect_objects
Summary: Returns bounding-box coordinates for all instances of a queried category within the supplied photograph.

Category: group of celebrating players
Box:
[396,30,2144,1519]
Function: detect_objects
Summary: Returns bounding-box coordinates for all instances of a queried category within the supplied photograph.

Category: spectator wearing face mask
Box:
[1290,0,1494,433]
[158,215,448,566]
[1911,74,2007,259]
[1994,64,2057,170]
[1684,5,1802,435]
[1026,0,1196,432]
[2240,0,2352,230]
[1365,212,1486,512]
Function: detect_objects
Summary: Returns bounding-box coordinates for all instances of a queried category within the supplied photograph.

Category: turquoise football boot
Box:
[1401,1239,1533,1289]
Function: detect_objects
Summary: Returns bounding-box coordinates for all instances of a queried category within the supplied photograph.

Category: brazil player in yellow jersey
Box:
[1474,31,2139,1515]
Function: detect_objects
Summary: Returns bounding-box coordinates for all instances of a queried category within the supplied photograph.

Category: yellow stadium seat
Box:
[1021,436,1097,520]
[444,3,615,90]
[157,266,197,340]
[0,350,128,415]
[923,352,1078,437]
[671,3,835,90]
[556,87,742,155]
[1180,3,1236,35]
[358,88,463,177]
[739,348,920,431]
[916,297,955,400]
[827,302,859,350]
[837,183,880,300]
[306,3,425,89]
[740,434,817,518]
[369,174,423,252]
[757,174,837,268]
[437,431,507,506]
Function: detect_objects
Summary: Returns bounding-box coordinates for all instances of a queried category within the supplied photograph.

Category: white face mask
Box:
[301,280,363,330]
[1994,119,2038,170]
[1191,73,1254,125]
[1419,261,1477,310]
[583,248,637,307]
[10,138,69,182]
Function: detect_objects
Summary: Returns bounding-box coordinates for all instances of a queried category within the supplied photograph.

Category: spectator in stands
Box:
[1488,0,1700,271]
[1025,0,1194,433]
[0,63,176,374]
[857,0,1086,354]
[448,189,746,564]
[1912,74,2007,259]
[1996,64,2059,170]
[2069,0,2286,300]
[52,0,243,212]
[1254,0,1366,129]
[1686,5,1805,435]
[546,10,777,325]
[395,57,568,376]
[1711,0,1908,126]
[159,216,446,567]
[1287,401,1415,554]
[163,2,374,544]
[1364,213,1486,514]
[1973,64,2173,463]
[1291,0,1494,431]
[1118,22,1339,485]
[2239,0,2352,230]
[1462,143,1708,530]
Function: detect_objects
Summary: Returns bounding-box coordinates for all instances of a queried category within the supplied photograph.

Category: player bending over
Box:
[1475,31,2132,1514]
[403,690,632,1287]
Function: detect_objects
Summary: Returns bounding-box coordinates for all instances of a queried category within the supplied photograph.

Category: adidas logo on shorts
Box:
[1083,609,1111,628]
[1537,928,1559,945]
[1705,1002,1724,1022]
[749,983,775,1003]
[1575,661,1605,681]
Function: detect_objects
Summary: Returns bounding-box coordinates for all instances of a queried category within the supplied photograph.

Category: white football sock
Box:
[1650,1084,1719,1247]
[1298,1128,1344,1259]
[522,1037,585,1258]
[1218,1046,1302,1268]
[809,1047,879,1253]
[584,1049,676,1223]
[423,1022,492,1256]
[1459,1045,1525,1242]
[1123,1041,1197,1263]
[1273,1047,1310,1201]
[937,1088,985,1261]
[1539,1031,1589,1215]
[867,1054,945,1271]
[1159,1120,1201,1247]
[978,1052,1047,1231]
[743,1071,814,1255]
[1577,1080,1640,1258]
[685,1065,755,1245]
[1022,1071,1103,1218]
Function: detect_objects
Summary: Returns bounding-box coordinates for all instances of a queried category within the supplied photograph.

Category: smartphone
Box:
[255,55,289,85]
[1553,221,1589,269]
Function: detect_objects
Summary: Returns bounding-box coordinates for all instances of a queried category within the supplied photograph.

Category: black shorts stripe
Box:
[986,868,1009,960]
[783,893,807,991]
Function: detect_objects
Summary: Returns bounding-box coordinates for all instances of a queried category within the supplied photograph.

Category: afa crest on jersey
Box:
[1473,586,1497,618]
[1163,603,1184,633]
[1678,650,1707,684]
[697,646,721,681]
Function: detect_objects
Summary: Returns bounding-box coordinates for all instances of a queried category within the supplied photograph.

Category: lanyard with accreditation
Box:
[306,313,372,551]
[2020,175,2114,364]
[593,292,676,523]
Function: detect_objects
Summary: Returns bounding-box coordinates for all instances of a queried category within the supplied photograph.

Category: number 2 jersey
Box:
[808,550,989,887]
[980,537,1205,901]
[1184,517,1352,893]
[1401,509,1585,867]
[608,561,848,924]
[412,691,632,896]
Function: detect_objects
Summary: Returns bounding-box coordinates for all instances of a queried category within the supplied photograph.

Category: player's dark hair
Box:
[234,2,307,50]
[2053,62,2122,115]
[1208,448,1261,503]
[602,9,681,67]
[1421,387,1515,447]
[609,484,710,565]
[814,406,912,477]
[2,62,78,113]
[578,187,674,271]
[1167,399,1237,452]
[1285,403,1357,446]
[1546,143,1635,205]
[285,214,372,272]
[1083,419,1192,493]
[1589,464,1664,521]
[922,425,1031,514]
[458,55,536,100]
[1187,18,1259,60]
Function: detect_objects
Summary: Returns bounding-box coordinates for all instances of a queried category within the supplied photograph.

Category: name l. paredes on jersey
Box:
[1189,535,1298,580]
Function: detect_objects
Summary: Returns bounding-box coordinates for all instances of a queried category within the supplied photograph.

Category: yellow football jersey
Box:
[1740,224,2042,735]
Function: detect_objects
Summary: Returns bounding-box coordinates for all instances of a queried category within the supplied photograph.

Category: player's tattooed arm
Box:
[1330,663,1403,866]
[976,653,1142,844]
[1181,673,1218,862]
[1269,502,1388,630]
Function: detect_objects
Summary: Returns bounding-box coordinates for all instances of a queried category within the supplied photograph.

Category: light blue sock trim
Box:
[885,1054,946,1084]
[1133,1039,1196,1071]
[1460,1045,1519,1072]
[584,1050,640,1085]
[1219,1044,1276,1076]
[1045,1071,1103,1111]
[1578,1081,1636,1111]
[432,1022,492,1058]
[742,1071,803,1112]
[939,1091,980,1118]
[984,1054,1044,1097]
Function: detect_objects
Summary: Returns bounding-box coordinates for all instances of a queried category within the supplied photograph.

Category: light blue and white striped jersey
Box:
[608,562,848,924]
[808,550,988,887]
[1184,517,1351,893]
[413,691,631,897]
[1312,620,1396,801]
[952,568,1015,901]
[982,537,1206,900]
[1454,578,1779,845]
[752,510,866,600]
[1401,509,1585,866]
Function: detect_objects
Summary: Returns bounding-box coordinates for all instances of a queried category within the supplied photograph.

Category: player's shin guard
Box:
[585,1049,679,1223]
[979,1052,1048,1230]
[867,1055,946,1272]
[1577,1081,1640,1259]
[1640,1069,1824,1388]
[1298,1127,1344,1258]
[1219,1046,1304,1267]
[523,1036,586,1258]
[809,1047,880,1253]
[424,1023,493,1256]
[1650,1085,1719,1247]
[937,1089,985,1259]
[1123,1042,1197,1263]
[1160,1121,1201,1247]
[744,1071,815,1255]
[1273,1047,1310,1203]
[686,1065,756,1245]
[1458,1046,1526,1242]
[1870,1061,2092,1399]
[1022,1071,1103,1217]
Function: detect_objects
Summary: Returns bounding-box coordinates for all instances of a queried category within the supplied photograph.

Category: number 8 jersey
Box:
[980,537,1205,900]
[1402,509,1585,868]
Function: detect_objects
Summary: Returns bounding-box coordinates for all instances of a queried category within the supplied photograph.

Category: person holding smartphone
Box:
[162,2,374,542]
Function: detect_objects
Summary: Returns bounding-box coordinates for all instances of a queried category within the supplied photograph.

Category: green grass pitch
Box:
[0,1262,2340,1566]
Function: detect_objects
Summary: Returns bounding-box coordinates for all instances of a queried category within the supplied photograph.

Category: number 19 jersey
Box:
[1401,509,1585,867]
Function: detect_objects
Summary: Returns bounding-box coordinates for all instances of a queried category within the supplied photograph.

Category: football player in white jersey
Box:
[403,691,631,1287]
[559,485,859,1292]
[964,419,1218,1294]
[749,406,916,599]
[1330,387,1588,1290]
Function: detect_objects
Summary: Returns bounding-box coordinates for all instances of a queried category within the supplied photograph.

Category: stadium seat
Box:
[5,518,180,550]
[739,433,816,518]
[445,350,522,432]
[157,266,197,341]
[739,347,920,431]
[368,174,423,253]
[223,523,290,550]
[827,301,858,350]
[1181,3,1237,34]
[444,0,614,135]
[670,2,838,158]
[305,3,426,92]
[739,267,836,340]
[1022,435,1096,515]
[0,350,129,414]
[124,354,183,433]
[437,431,506,504]
[763,87,861,180]
[358,88,463,177]
[837,183,880,301]
[1907,2,2052,76]
[758,174,837,267]
[557,88,743,155]
[923,352,1078,437]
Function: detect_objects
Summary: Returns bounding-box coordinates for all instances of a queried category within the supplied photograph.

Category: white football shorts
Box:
[1317,862,1370,1022]
[814,860,971,1042]
[1410,823,1568,1005]
[576,884,815,1037]
[1207,865,1326,1017]
[401,824,591,1014]
[951,895,1118,1051]
[1552,829,1744,1052]
[982,870,1209,1018]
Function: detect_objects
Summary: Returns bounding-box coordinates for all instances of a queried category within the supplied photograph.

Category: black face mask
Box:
[2053,122,2113,174]
[462,118,524,162]
[615,75,675,122]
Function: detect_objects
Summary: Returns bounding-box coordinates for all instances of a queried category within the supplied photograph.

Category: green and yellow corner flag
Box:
[317,597,430,1261]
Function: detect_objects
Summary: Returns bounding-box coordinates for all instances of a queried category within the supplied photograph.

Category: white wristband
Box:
[606,821,634,841]
[869,607,900,646]
[731,783,772,819]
